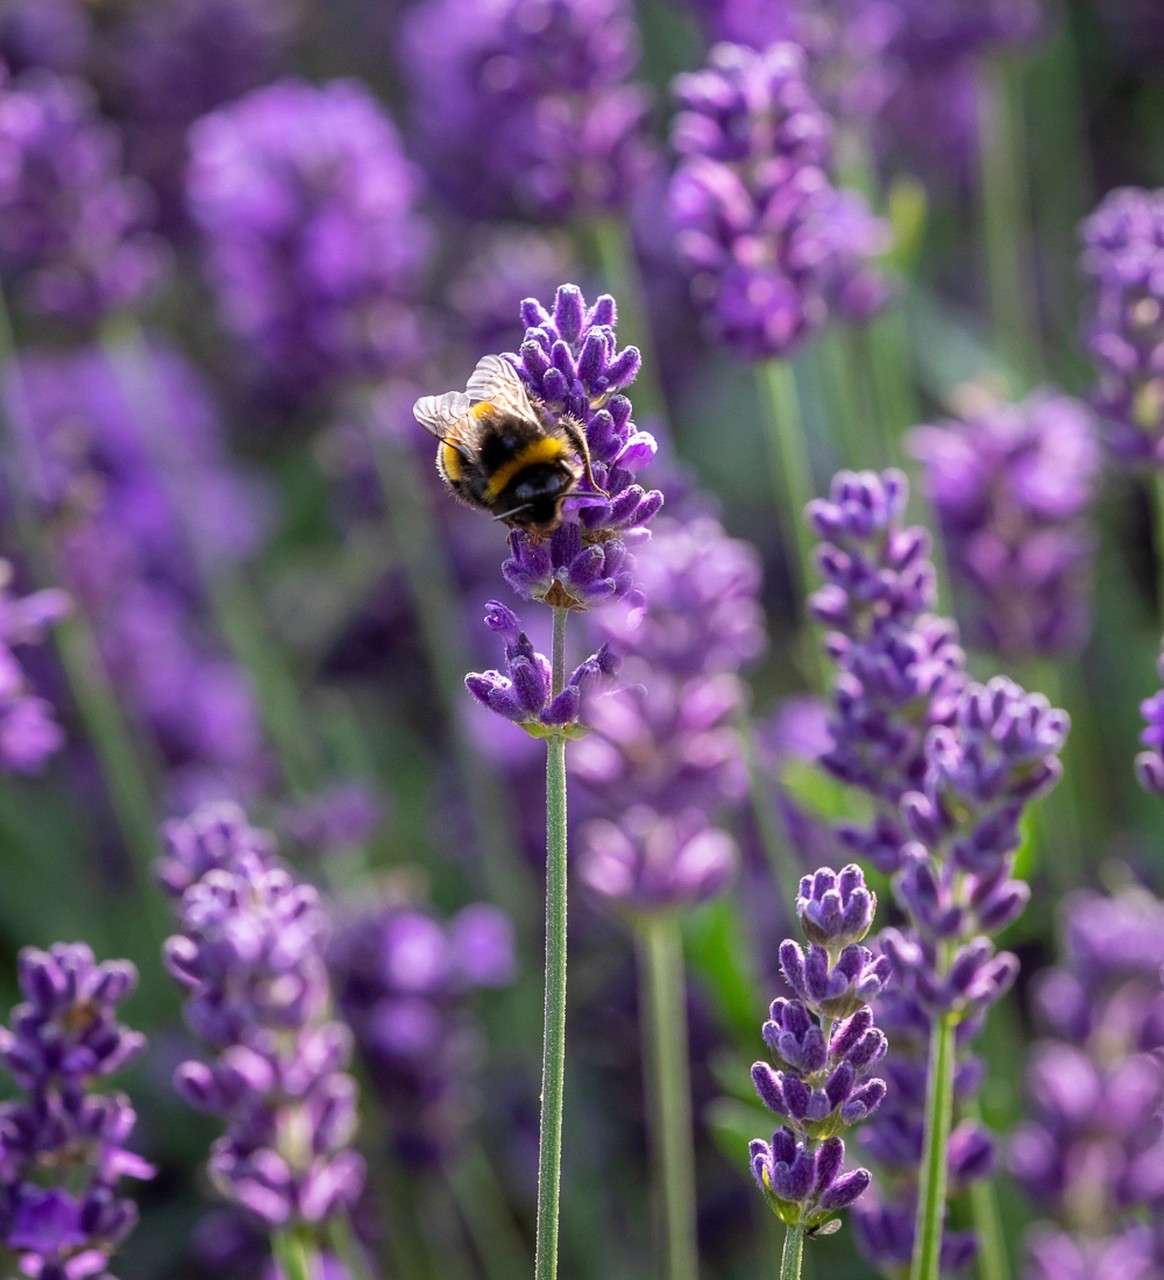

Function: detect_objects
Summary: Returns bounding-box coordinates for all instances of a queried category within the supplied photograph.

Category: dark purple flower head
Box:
[1080,187,1164,467]
[501,285,663,609]
[399,0,653,221]
[0,0,90,76]
[0,943,153,1277]
[187,78,429,407]
[331,896,515,1167]
[578,805,736,912]
[668,41,889,359]
[164,802,365,1228]
[910,390,1100,657]
[0,68,165,323]
[465,600,620,735]
[749,864,887,1234]
[0,560,69,773]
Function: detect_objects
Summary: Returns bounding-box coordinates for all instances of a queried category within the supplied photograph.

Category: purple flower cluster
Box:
[668,42,889,360]
[1080,187,1164,466]
[12,342,269,806]
[910,391,1100,657]
[0,942,153,1278]
[855,677,1069,1271]
[1011,887,1164,1276]
[466,600,620,736]
[0,560,69,773]
[161,802,366,1228]
[807,469,966,871]
[0,67,164,324]
[575,507,764,911]
[399,0,653,222]
[186,78,429,407]
[331,895,515,1167]
[112,0,297,230]
[749,864,888,1233]
[1136,642,1164,796]
[501,285,663,610]
[0,0,90,76]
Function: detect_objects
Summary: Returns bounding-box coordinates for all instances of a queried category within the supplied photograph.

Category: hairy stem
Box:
[535,605,570,1280]
[910,1011,956,1280]
[779,1221,805,1280]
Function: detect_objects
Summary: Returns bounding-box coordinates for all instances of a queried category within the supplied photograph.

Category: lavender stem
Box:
[448,1144,532,1280]
[779,1223,804,1280]
[757,359,824,688]
[271,1228,319,1280]
[910,1010,956,1280]
[535,605,570,1280]
[966,1104,1011,1280]
[637,913,699,1280]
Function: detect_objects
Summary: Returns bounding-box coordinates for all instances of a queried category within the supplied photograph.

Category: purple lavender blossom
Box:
[1136,645,1164,795]
[0,559,69,772]
[330,894,515,1167]
[668,42,889,360]
[465,600,619,735]
[1012,887,1164,1275]
[749,862,887,1235]
[11,342,269,805]
[186,78,429,407]
[574,509,763,909]
[0,0,90,75]
[0,943,153,1277]
[399,0,653,221]
[162,802,366,1228]
[501,285,663,610]
[111,0,298,231]
[910,391,1100,658]
[1080,187,1164,466]
[0,68,164,323]
[807,468,967,872]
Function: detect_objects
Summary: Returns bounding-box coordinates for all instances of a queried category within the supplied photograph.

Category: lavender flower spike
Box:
[750,862,888,1244]
[0,559,70,773]
[0,943,154,1277]
[466,600,619,737]
[163,803,365,1234]
[501,285,663,610]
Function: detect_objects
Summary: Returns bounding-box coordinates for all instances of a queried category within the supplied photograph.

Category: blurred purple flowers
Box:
[502,284,662,610]
[399,0,653,221]
[0,560,68,773]
[331,895,516,1167]
[161,802,366,1229]
[668,41,888,360]
[0,942,153,1277]
[1081,186,1164,466]
[187,77,429,407]
[910,391,1100,658]
[0,67,164,324]
[749,862,887,1232]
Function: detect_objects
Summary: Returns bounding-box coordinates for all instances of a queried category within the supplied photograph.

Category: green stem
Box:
[270,1228,319,1280]
[967,1151,1011,1280]
[779,1222,805,1280]
[910,1012,956,1280]
[587,216,666,421]
[637,914,699,1280]
[735,711,803,908]
[448,1144,531,1280]
[978,57,1040,391]
[371,432,533,922]
[756,359,823,688]
[821,329,877,470]
[862,307,918,461]
[535,605,570,1280]
[325,1210,375,1280]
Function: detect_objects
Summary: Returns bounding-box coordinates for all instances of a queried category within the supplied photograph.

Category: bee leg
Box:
[560,415,607,496]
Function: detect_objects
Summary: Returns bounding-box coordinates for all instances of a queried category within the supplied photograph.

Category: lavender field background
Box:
[0,0,1162,1277]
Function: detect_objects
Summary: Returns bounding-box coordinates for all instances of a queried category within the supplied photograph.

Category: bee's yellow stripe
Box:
[484,436,570,501]
[440,441,463,481]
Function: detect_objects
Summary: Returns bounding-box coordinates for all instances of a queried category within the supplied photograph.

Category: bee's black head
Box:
[499,461,578,532]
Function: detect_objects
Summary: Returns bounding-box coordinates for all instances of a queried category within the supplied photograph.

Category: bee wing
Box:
[465,354,536,416]
[413,391,472,442]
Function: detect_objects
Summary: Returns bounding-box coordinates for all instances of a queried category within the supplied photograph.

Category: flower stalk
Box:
[910,1008,956,1280]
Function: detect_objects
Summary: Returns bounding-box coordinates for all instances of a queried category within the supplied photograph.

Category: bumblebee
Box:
[413,354,600,534]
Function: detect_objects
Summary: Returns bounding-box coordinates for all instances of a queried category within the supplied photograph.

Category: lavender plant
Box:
[422,283,660,1280]
[749,863,890,1276]
[0,942,153,1278]
[0,559,68,773]
[159,802,366,1278]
